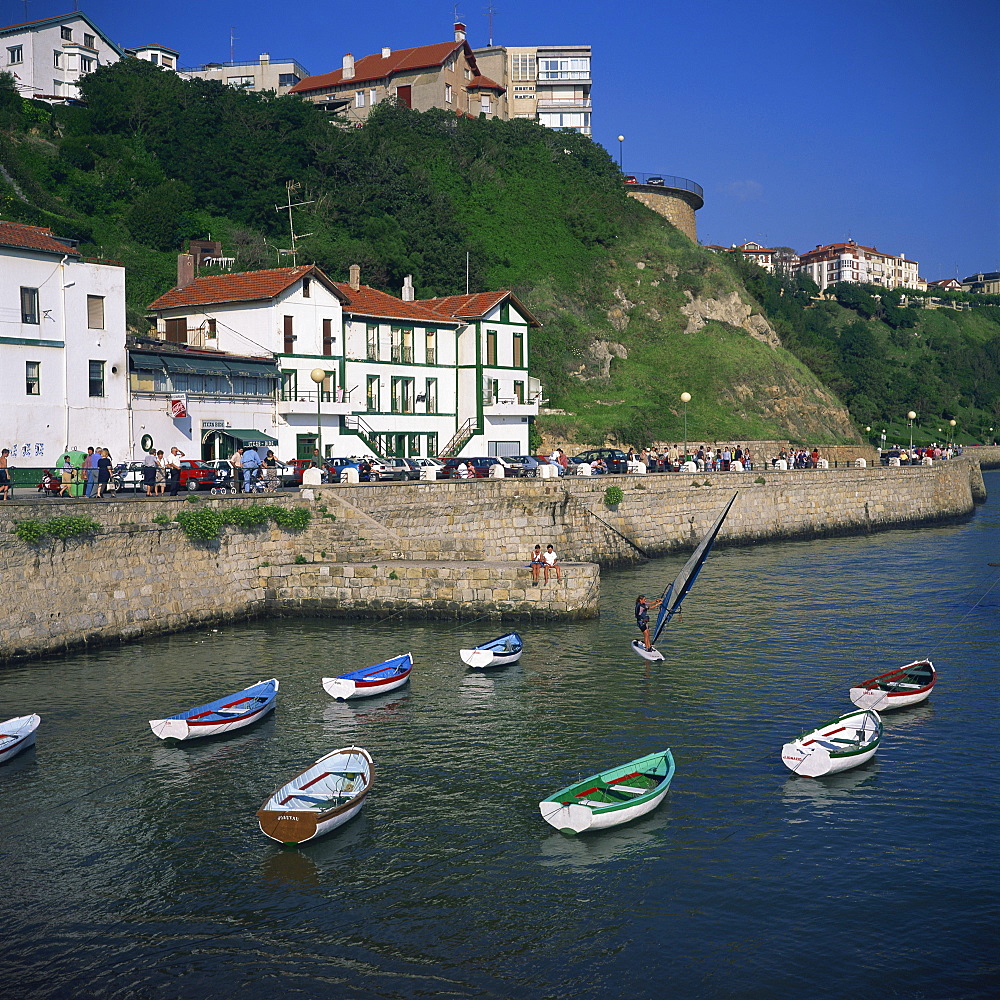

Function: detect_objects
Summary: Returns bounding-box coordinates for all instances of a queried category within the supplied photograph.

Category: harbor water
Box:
[2,474,998,999]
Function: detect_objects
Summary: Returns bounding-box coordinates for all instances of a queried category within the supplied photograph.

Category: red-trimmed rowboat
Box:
[322,653,412,701]
[849,659,936,711]
[148,678,278,741]
[0,714,40,764]
[257,746,374,845]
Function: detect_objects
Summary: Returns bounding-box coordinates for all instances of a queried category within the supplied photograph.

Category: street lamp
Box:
[907,410,917,453]
[881,429,886,453]
[680,391,691,461]
[310,368,326,465]
[617,135,624,171]
[949,418,956,450]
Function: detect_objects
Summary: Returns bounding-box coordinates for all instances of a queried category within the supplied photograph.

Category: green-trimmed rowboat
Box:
[539,749,675,835]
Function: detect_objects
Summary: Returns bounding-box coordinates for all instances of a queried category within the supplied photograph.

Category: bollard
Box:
[922,457,933,466]
[889,457,901,467]
[302,466,323,487]
[818,458,829,469]
[490,463,505,478]
[854,458,866,469]
[342,467,360,483]
[730,460,744,472]
[420,465,436,481]
[577,462,592,476]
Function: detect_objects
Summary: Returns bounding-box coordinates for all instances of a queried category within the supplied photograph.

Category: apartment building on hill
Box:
[290,23,506,122]
[180,54,309,95]
[798,241,922,292]
[0,10,123,101]
[474,44,592,135]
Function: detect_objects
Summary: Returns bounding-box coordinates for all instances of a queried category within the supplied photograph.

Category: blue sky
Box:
[7,0,998,279]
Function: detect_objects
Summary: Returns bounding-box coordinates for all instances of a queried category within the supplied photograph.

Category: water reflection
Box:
[781,764,880,815]
[537,808,673,870]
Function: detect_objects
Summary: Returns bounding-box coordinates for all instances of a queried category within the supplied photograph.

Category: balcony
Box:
[536,98,592,111]
[276,388,354,416]
[482,392,540,417]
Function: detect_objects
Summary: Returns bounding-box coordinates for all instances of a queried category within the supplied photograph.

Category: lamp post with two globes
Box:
[311,368,327,466]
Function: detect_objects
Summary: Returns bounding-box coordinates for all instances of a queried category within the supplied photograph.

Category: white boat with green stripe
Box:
[781,708,883,778]
[539,749,675,835]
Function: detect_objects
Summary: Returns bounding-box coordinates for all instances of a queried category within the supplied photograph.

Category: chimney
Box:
[402,275,415,302]
[260,52,270,64]
[177,253,194,289]
[381,46,391,58]
[454,21,466,42]
[349,264,361,291]
[342,52,355,80]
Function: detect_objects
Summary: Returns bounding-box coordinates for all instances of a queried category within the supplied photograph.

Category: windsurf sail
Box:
[651,493,737,644]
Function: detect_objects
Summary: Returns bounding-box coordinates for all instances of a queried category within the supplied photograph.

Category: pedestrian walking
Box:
[166,447,184,496]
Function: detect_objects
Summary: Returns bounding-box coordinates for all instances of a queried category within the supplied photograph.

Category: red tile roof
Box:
[291,40,469,93]
[333,283,459,325]
[0,220,80,255]
[147,265,347,310]
[467,74,504,92]
[419,291,541,327]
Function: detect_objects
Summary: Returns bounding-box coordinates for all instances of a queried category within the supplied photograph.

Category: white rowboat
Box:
[0,714,40,764]
[149,678,279,741]
[781,708,883,778]
[850,659,936,711]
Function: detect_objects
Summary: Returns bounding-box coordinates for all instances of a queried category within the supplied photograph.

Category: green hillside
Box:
[2,60,998,448]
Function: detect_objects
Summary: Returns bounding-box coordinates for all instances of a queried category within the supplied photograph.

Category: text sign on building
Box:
[202,420,226,429]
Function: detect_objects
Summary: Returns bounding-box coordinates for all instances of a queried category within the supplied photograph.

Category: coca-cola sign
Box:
[170,397,187,418]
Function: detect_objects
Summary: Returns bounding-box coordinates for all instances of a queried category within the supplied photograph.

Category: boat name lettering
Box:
[277,815,300,821]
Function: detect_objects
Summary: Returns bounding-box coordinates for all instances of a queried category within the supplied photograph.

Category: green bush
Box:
[269,506,311,530]
[14,515,100,544]
[175,507,223,541]
[603,485,624,506]
[294,554,307,564]
[221,503,271,529]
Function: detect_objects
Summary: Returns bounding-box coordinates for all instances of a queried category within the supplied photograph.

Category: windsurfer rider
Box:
[635,594,663,652]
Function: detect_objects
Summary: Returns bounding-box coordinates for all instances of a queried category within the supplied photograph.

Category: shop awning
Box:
[129,351,278,377]
[212,429,279,447]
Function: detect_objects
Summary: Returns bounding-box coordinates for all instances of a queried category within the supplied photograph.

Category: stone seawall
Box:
[0,458,984,663]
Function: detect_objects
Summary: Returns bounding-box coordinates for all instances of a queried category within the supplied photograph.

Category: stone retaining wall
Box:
[0,457,985,663]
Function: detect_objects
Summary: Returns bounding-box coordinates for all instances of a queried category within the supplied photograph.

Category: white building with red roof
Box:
[1,219,128,466]
[146,257,540,462]
[798,241,921,291]
[289,23,506,122]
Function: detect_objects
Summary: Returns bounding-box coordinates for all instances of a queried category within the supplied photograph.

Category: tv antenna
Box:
[230,26,236,63]
[274,181,314,266]
[486,2,497,45]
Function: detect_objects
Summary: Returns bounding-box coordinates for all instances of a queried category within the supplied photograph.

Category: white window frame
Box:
[87,295,105,330]
[7,45,23,64]
[445,83,453,104]
[355,90,365,108]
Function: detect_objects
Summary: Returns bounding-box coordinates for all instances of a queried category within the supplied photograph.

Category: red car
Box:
[624,175,638,185]
[178,460,217,491]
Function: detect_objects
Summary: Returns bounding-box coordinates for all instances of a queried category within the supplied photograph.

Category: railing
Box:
[426,346,437,365]
[278,388,351,404]
[624,173,704,200]
[440,418,477,458]
[390,347,414,363]
[342,414,386,459]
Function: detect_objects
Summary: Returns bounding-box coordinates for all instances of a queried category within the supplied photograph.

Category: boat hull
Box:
[539,749,675,835]
[631,640,664,662]
[149,679,279,741]
[782,709,883,777]
[322,670,411,700]
[461,633,523,669]
[258,746,373,845]
[850,659,936,711]
[0,714,40,765]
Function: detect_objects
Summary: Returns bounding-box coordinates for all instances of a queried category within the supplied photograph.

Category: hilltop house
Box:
[146,259,540,461]
[0,10,123,101]
[290,23,506,122]
[0,219,128,464]
[798,241,922,292]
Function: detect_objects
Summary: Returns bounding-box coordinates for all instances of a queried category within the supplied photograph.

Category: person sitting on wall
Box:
[529,544,544,586]
[543,544,562,584]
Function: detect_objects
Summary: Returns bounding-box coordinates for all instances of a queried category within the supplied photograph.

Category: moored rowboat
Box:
[539,749,675,835]
[322,653,412,700]
[460,632,523,668]
[0,714,40,764]
[849,659,936,711]
[781,708,882,778]
[257,745,374,845]
[148,678,278,741]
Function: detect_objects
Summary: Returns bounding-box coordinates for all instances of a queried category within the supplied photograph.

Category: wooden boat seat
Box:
[613,784,650,795]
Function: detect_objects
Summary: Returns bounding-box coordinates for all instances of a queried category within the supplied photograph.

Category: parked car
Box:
[646,175,665,186]
[441,456,519,479]
[623,175,638,185]
[409,457,446,479]
[506,455,540,477]
[573,448,629,473]
[178,460,217,491]
[324,456,391,483]
[280,458,328,487]
[383,457,422,481]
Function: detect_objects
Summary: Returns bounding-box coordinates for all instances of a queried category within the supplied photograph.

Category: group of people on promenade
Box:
[529,544,562,585]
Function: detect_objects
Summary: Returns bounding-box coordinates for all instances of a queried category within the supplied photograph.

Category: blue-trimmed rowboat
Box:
[460,632,523,668]
[148,678,279,741]
[781,708,882,777]
[539,749,675,834]
[257,745,374,845]
[850,659,936,711]
[632,493,737,661]
[0,714,40,764]
[322,653,412,701]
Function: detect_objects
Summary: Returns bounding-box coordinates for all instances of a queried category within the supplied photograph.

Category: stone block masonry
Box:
[0,458,984,664]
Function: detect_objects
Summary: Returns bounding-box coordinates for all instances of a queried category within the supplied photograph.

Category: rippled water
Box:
[2,476,999,999]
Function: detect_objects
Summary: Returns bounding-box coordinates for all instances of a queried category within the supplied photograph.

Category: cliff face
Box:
[533,226,862,447]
